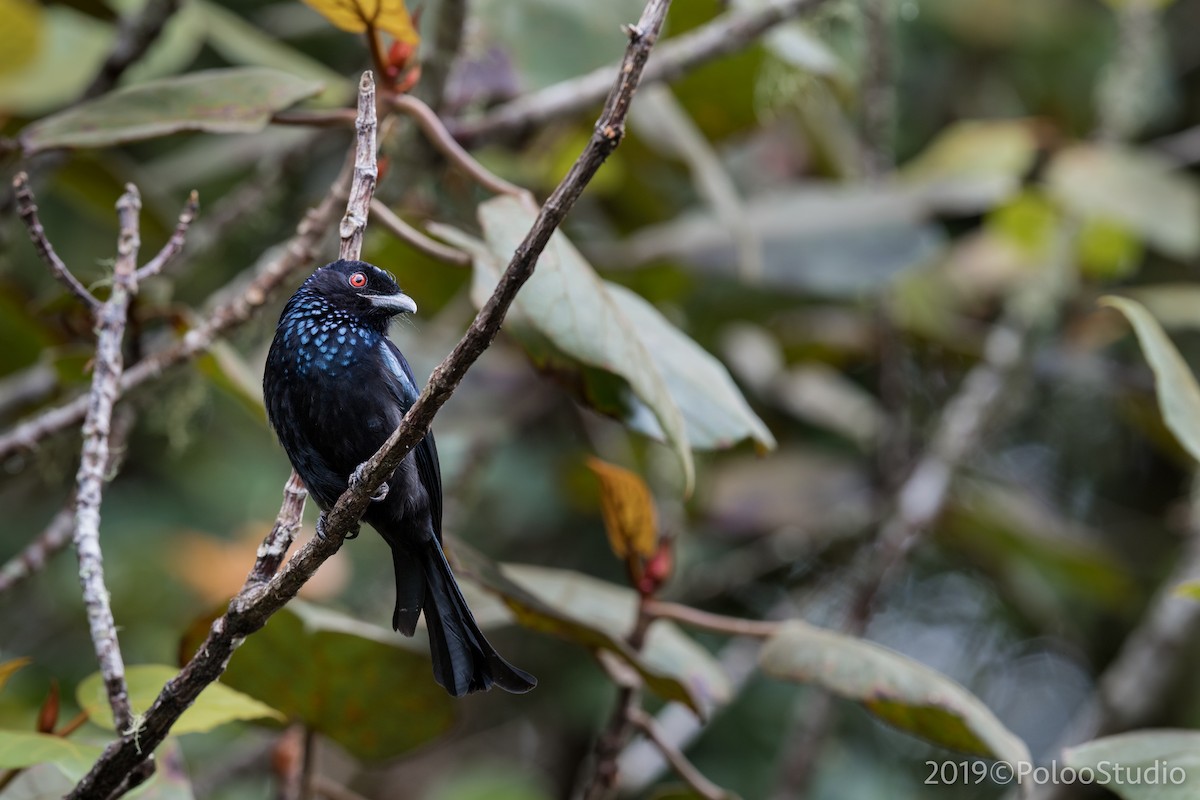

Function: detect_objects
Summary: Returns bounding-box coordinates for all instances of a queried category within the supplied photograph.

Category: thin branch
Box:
[582,597,656,800]
[83,0,183,100]
[0,162,353,461]
[369,200,471,267]
[389,94,529,199]
[136,190,200,281]
[70,4,673,791]
[450,0,835,148]
[12,173,101,312]
[859,0,895,177]
[272,109,359,128]
[247,472,309,587]
[0,410,134,598]
[413,0,467,113]
[339,72,379,262]
[74,183,142,739]
[643,600,782,638]
[845,319,1027,630]
[627,708,735,800]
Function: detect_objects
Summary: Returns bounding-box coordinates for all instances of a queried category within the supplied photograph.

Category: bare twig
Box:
[73,184,143,736]
[845,320,1026,629]
[450,0,835,148]
[369,200,471,267]
[582,599,656,800]
[12,173,101,312]
[83,0,183,100]
[70,2,672,789]
[247,472,309,587]
[390,94,529,199]
[628,708,735,800]
[339,72,379,262]
[0,162,353,461]
[136,190,200,281]
[272,109,359,128]
[413,0,468,113]
[643,600,782,638]
[859,0,895,176]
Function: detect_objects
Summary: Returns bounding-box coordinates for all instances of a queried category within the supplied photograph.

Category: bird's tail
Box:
[405,541,537,697]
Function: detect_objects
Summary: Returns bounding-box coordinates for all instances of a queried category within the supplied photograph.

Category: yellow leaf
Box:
[301,0,419,44]
[0,657,32,693]
[0,0,43,79]
[586,457,658,559]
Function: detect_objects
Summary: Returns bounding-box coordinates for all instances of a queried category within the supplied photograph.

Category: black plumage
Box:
[263,259,536,697]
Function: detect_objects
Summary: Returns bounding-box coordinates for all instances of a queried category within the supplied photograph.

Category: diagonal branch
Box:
[69,1,674,791]
[12,173,101,312]
[136,191,200,282]
[449,0,835,148]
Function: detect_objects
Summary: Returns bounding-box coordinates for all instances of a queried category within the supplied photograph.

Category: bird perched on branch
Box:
[263,259,536,697]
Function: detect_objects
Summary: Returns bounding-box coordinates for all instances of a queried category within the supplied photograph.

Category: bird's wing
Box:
[380,339,444,539]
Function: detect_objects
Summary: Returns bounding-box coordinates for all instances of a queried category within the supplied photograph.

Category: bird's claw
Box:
[371,481,389,502]
[316,513,360,541]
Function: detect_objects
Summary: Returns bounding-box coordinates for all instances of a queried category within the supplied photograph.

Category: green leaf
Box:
[0,0,43,79]
[1063,731,1200,800]
[0,6,113,116]
[438,196,695,490]
[179,602,457,761]
[760,622,1030,763]
[0,730,103,776]
[20,67,324,154]
[1047,145,1200,260]
[605,283,775,452]
[454,546,730,716]
[77,664,283,734]
[902,120,1039,212]
[1101,296,1200,463]
[1122,285,1200,330]
[199,0,351,106]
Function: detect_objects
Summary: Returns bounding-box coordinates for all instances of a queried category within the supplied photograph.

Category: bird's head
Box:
[300,259,417,327]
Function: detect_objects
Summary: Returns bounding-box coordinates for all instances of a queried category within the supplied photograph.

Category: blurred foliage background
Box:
[4,0,1200,798]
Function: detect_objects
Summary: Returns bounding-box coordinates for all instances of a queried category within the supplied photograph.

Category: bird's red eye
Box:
[349,272,368,288]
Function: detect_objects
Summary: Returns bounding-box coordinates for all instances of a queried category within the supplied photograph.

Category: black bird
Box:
[263,259,536,697]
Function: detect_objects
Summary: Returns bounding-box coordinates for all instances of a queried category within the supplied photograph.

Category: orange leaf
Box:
[301,0,420,45]
[586,457,658,560]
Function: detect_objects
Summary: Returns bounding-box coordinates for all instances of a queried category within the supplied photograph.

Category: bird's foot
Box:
[370,481,389,502]
[316,513,360,541]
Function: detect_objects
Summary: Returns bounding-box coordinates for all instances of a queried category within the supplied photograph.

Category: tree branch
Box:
[71,183,143,737]
[339,72,379,262]
[0,163,353,461]
[70,5,673,786]
[449,0,835,148]
[389,94,529,198]
[369,200,471,267]
[627,708,735,800]
[12,173,101,312]
[136,190,199,282]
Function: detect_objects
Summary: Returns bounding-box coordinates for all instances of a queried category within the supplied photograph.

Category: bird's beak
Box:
[365,291,418,315]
